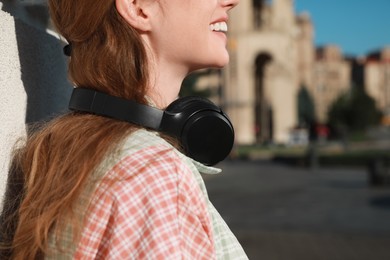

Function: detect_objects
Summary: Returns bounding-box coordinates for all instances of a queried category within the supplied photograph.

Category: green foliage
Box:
[180,72,212,98]
[297,86,316,126]
[327,86,382,134]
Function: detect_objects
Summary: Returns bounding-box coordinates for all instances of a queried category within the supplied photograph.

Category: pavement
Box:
[204,160,390,260]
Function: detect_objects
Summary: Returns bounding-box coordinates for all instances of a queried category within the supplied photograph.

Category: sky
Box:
[294,0,390,57]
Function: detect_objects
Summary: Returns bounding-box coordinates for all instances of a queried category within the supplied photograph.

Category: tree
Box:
[180,71,212,98]
[327,86,382,135]
[297,85,316,127]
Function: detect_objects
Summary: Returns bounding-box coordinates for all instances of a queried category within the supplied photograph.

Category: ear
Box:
[115,0,152,32]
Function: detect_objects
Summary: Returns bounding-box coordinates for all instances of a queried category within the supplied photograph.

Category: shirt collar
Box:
[191,159,222,175]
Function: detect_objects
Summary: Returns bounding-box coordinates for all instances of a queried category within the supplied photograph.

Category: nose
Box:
[220,0,239,10]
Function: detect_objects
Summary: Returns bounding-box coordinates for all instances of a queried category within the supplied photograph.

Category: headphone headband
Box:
[69,88,234,165]
[69,88,163,129]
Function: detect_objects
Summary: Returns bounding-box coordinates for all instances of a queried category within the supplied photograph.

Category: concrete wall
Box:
[0,5,26,209]
[0,2,72,209]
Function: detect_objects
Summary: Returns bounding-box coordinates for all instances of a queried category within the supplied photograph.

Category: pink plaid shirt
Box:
[47,130,247,259]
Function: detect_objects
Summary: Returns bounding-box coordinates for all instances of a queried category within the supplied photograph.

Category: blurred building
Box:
[209,0,353,145]
[225,0,301,144]
[365,47,390,119]
[311,45,351,123]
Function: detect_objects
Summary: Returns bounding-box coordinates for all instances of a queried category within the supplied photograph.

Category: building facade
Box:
[365,47,390,117]
[221,0,353,144]
[219,0,330,144]
[225,0,301,144]
[310,45,351,123]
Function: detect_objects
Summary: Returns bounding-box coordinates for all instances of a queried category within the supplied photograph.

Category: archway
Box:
[254,53,273,143]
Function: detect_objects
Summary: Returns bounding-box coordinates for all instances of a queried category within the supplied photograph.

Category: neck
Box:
[142,35,193,109]
[147,59,190,109]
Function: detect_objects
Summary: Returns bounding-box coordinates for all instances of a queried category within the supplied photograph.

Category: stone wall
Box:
[0,2,72,209]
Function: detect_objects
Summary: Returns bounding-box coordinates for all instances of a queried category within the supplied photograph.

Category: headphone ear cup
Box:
[164,96,234,165]
[165,96,215,113]
[183,110,234,165]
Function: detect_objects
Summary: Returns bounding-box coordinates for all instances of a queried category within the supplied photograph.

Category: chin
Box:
[212,59,229,69]
[208,54,230,69]
[189,55,230,71]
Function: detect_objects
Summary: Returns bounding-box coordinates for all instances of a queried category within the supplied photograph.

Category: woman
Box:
[2,0,247,258]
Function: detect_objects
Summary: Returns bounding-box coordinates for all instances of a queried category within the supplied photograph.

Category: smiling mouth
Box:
[210,22,228,33]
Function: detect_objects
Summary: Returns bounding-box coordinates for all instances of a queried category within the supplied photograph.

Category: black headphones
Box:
[68,88,234,165]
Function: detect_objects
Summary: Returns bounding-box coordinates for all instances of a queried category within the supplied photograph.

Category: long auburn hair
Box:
[7,0,151,258]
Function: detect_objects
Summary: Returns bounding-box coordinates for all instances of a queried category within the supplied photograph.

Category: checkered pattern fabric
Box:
[46,130,248,259]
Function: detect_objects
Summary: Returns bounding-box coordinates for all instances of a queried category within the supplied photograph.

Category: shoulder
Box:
[75,130,215,258]
[87,129,213,223]
[91,129,186,179]
[92,129,197,202]
[114,129,192,178]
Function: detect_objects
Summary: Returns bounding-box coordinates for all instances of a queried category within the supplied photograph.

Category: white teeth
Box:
[210,22,228,32]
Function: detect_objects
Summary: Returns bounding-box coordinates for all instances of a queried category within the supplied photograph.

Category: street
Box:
[205,160,390,260]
